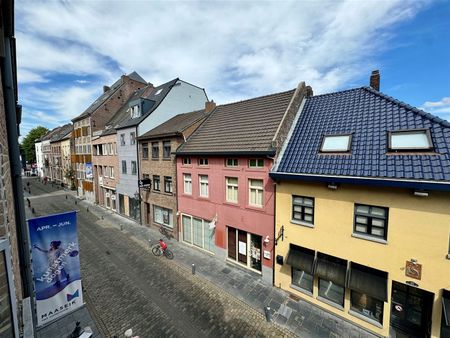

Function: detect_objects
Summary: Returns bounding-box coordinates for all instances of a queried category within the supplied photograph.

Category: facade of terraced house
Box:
[176,83,311,284]
[49,124,72,184]
[271,73,450,338]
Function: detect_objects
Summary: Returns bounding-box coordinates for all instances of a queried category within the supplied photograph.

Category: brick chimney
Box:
[205,100,216,113]
[103,85,110,93]
[370,70,380,91]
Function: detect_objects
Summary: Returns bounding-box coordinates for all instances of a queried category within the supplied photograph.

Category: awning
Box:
[315,253,347,286]
[443,289,450,326]
[286,246,315,274]
[348,263,388,302]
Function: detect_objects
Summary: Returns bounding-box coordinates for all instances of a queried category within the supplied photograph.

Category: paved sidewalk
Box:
[76,195,379,338]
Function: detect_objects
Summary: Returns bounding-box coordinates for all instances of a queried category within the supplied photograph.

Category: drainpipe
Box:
[136,126,142,225]
[2,36,36,328]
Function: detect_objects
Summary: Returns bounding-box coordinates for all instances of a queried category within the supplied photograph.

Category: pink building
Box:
[176,83,310,283]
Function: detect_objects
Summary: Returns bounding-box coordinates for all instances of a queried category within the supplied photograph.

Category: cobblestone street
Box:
[25,178,296,338]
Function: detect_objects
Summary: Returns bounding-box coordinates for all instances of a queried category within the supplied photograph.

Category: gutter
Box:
[269,172,450,192]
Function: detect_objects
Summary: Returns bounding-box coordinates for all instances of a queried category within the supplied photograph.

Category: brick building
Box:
[49,124,72,184]
[71,72,148,202]
[138,108,209,238]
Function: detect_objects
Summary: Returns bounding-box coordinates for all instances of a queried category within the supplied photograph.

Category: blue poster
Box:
[85,162,93,179]
[28,211,83,327]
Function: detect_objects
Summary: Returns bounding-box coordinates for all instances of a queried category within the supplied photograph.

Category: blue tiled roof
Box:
[274,87,450,186]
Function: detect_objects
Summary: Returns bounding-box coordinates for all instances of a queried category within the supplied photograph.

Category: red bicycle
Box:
[151,239,174,260]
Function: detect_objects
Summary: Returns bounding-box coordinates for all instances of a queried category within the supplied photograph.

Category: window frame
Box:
[225,177,238,203]
[183,173,192,195]
[142,142,149,159]
[152,142,159,159]
[199,175,209,197]
[353,204,389,241]
[163,141,171,159]
[153,175,160,191]
[182,157,191,165]
[319,133,352,153]
[248,158,264,168]
[120,133,126,146]
[130,132,136,145]
[121,160,127,174]
[248,178,264,207]
[387,128,433,152]
[292,195,315,226]
[225,158,239,167]
[164,176,173,194]
[153,205,173,228]
[131,161,137,175]
[198,158,209,166]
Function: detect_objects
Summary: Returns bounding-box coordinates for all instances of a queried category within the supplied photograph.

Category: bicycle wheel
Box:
[164,249,174,260]
[152,245,162,256]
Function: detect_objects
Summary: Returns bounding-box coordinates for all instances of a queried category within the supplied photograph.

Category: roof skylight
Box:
[154,89,163,95]
[389,129,433,151]
[320,134,352,153]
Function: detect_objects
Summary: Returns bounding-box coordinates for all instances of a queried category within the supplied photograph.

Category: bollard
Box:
[264,306,272,322]
[120,224,123,231]
[86,207,89,212]
[28,188,31,194]
[192,263,196,275]
[31,207,35,214]
[66,195,67,199]
[75,200,77,205]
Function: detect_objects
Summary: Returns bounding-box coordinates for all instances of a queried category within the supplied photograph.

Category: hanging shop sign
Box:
[405,260,422,280]
[28,211,83,327]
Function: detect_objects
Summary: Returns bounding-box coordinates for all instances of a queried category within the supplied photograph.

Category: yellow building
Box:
[271,80,450,338]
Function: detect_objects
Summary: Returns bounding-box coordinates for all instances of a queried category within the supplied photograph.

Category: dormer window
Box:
[320,134,352,153]
[388,129,433,151]
[155,89,163,95]
[130,105,140,118]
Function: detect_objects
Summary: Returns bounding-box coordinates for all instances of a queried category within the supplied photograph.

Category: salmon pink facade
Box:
[177,156,276,283]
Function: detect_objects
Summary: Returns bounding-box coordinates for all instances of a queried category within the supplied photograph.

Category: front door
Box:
[390,281,434,338]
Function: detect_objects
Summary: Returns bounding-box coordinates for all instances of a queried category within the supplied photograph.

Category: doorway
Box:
[390,281,434,338]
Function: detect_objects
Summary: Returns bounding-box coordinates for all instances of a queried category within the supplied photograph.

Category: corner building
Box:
[271,83,450,337]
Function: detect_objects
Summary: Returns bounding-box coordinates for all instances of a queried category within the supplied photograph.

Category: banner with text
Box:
[28,211,83,327]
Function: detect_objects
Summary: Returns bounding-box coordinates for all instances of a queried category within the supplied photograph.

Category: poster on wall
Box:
[238,241,247,255]
[85,162,93,179]
[28,211,83,327]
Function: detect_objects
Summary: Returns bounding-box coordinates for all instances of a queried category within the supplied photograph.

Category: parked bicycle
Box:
[159,225,173,240]
[151,238,174,260]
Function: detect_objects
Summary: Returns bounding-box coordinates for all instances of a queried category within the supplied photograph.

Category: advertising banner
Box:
[28,211,83,327]
[85,162,93,179]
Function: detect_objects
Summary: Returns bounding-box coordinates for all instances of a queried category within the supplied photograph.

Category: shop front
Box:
[227,227,262,273]
[181,214,215,253]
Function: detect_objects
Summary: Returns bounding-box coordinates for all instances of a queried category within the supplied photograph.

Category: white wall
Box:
[35,141,43,177]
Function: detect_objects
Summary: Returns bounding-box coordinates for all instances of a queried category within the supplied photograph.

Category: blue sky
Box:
[15,0,450,139]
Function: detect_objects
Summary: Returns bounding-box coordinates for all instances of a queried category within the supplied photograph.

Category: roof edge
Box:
[175,150,276,156]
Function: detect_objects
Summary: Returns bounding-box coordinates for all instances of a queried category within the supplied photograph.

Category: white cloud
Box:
[421,97,450,121]
[16,0,429,131]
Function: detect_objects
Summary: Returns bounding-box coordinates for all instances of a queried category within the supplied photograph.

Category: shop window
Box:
[182,215,215,252]
[153,205,173,228]
[226,177,238,203]
[227,227,262,272]
[316,253,347,307]
[153,175,160,191]
[292,196,314,225]
[287,244,315,293]
[183,174,192,195]
[354,204,388,240]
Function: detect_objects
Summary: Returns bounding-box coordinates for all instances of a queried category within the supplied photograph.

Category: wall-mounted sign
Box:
[238,241,247,255]
[394,304,403,312]
[139,178,151,189]
[405,261,422,280]
[263,250,271,259]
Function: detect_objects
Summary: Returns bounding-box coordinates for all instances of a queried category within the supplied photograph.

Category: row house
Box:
[271,73,450,337]
[138,108,210,238]
[115,79,208,222]
[61,131,73,188]
[48,124,72,184]
[40,126,64,180]
[0,0,34,334]
[176,83,311,284]
[34,138,44,178]
[71,71,148,201]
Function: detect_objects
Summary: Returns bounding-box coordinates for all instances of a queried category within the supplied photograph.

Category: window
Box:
[354,204,388,240]
[248,158,264,168]
[164,176,173,193]
[227,228,262,272]
[183,157,191,165]
[130,132,136,145]
[198,158,208,166]
[131,105,140,118]
[199,175,209,197]
[121,160,127,174]
[226,177,238,203]
[292,196,314,225]
[104,166,109,177]
[226,158,238,167]
[320,134,352,152]
[114,143,117,154]
[163,141,171,158]
[108,143,113,155]
[316,253,347,307]
[388,129,433,151]
[288,245,315,293]
[155,88,163,95]
[142,143,149,159]
[131,161,137,175]
[120,134,125,146]
[152,142,159,159]
[183,174,192,195]
[110,166,114,178]
[249,179,263,207]
[153,205,173,228]
[182,215,215,252]
[153,175,160,191]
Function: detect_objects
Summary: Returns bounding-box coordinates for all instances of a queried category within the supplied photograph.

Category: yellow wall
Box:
[275,180,450,337]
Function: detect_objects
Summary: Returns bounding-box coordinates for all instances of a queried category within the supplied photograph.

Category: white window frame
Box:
[198,158,209,166]
[183,173,192,195]
[181,214,214,252]
[226,177,238,203]
[320,134,352,153]
[249,179,263,207]
[130,132,136,145]
[226,158,238,167]
[248,158,264,168]
[199,175,209,197]
[153,205,173,228]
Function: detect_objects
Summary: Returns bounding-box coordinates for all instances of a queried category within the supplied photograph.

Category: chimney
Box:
[103,85,110,93]
[370,70,380,91]
[205,100,216,113]
[305,86,313,97]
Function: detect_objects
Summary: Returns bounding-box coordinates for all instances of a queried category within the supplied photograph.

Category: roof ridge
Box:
[309,87,365,99]
[218,88,296,108]
[363,86,450,128]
